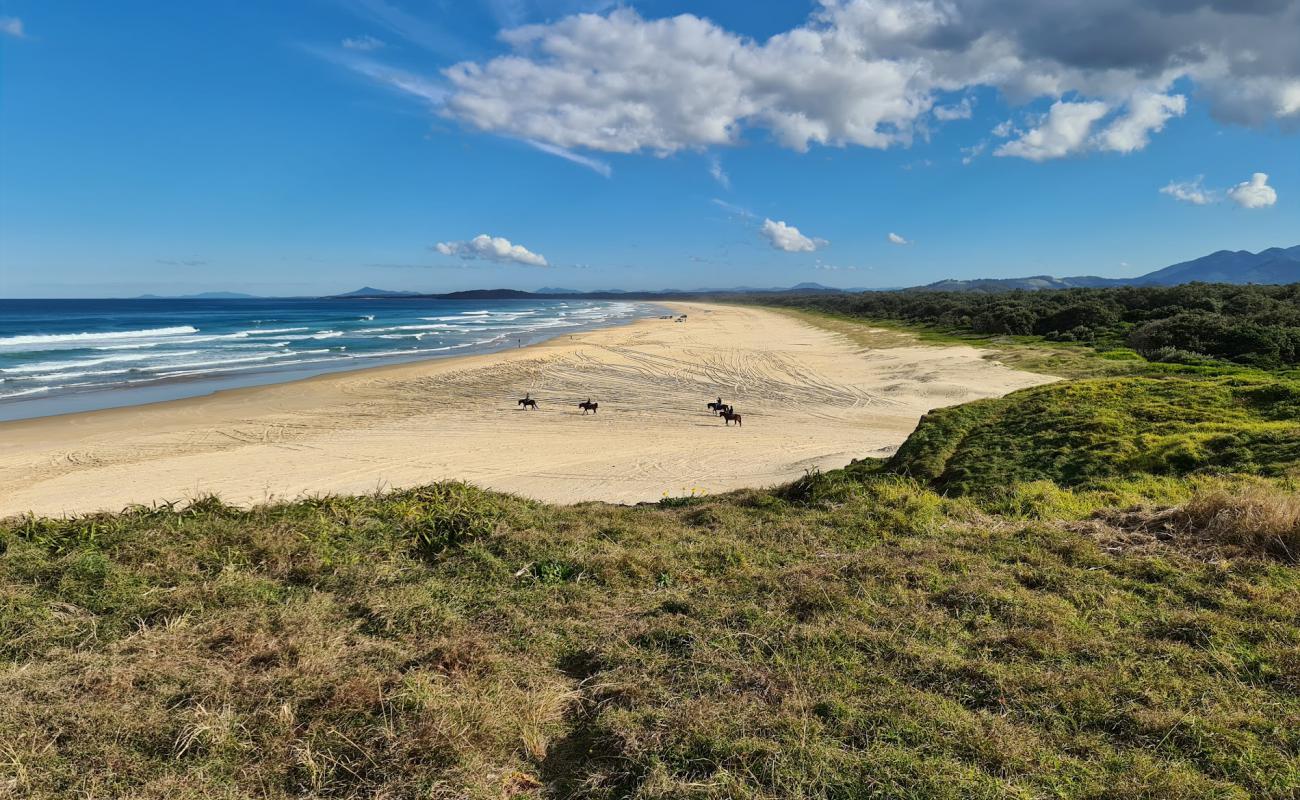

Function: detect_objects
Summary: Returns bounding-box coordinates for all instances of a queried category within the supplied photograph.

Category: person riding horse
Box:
[579,398,599,414]
[707,396,727,411]
[518,392,538,409]
[719,408,742,426]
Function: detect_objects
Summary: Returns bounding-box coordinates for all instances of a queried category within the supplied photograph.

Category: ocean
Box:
[0,297,651,421]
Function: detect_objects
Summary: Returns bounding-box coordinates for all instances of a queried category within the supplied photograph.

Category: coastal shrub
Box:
[742,282,1300,368]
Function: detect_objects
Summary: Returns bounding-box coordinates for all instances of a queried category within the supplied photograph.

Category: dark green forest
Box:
[744,283,1300,368]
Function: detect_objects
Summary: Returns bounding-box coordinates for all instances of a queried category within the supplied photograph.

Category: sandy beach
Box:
[0,304,1054,516]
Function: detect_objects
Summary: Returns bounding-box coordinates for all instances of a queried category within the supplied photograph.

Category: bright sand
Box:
[0,303,1054,517]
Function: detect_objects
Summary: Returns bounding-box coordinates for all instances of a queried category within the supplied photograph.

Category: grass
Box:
[889,375,1300,495]
[2,474,1298,799]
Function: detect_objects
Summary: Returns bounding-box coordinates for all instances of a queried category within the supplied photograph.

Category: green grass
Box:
[889,375,1300,495]
[2,474,1298,799]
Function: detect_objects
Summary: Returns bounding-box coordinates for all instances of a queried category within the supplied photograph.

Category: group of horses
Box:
[517,394,598,414]
[516,393,741,425]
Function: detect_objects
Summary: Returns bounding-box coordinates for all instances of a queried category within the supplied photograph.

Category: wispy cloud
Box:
[338,0,470,58]
[0,17,24,38]
[708,155,730,189]
[1160,176,1215,206]
[711,198,755,219]
[887,232,910,245]
[310,45,446,104]
[342,34,385,51]
[526,140,612,177]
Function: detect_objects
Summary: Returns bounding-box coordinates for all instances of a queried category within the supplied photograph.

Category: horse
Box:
[719,409,742,426]
[707,397,727,411]
[579,399,599,415]
[518,397,537,410]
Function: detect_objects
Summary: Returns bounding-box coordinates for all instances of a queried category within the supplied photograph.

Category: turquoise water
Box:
[0,297,649,420]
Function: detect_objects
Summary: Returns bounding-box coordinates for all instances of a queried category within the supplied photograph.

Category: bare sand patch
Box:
[0,303,1054,516]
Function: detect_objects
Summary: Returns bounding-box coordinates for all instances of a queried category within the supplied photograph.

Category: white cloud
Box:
[333,1,1300,161]
[994,101,1109,161]
[0,17,23,38]
[1095,92,1186,154]
[933,97,974,121]
[1160,176,1215,206]
[433,234,549,266]
[1227,173,1278,209]
[887,232,910,245]
[708,155,731,189]
[761,219,827,253]
[342,35,386,51]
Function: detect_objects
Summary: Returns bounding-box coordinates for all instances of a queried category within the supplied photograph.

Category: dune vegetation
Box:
[3,298,1299,799]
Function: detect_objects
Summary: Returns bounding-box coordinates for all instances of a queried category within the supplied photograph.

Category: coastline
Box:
[0,303,1055,517]
[0,299,661,423]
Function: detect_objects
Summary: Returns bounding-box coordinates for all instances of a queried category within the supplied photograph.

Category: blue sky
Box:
[0,0,1297,298]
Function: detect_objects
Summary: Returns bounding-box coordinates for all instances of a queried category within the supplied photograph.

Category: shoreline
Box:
[0,300,663,423]
[0,303,1055,517]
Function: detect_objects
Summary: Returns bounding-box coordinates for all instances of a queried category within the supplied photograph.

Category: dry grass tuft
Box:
[1178,487,1300,563]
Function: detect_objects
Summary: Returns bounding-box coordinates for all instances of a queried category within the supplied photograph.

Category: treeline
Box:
[745,283,1300,368]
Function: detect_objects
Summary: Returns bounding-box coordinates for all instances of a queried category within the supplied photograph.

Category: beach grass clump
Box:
[2,469,1297,799]
[1176,486,1300,563]
[890,375,1300,494]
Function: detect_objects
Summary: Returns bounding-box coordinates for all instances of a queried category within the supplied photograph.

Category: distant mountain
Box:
[535,287,583,294]
[917,246,1300,292]
[333,287,424,298]
[1131,246,1300,286]
[920,275,1125,292]
[136,291,260,299]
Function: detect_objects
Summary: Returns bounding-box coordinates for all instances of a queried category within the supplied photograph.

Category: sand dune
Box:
[0,304,1054,516]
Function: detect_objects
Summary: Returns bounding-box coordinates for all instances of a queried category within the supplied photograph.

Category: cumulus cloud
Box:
[342,35,385,51]
[761,219,828,253]
[419,0,1300,161]
[1227,173,1279,209]
[995,101,1109,161]
[0,17,23,38]
[887,232,910,245]
[1095,92,1187,154]
[1160,177,1215,206]
[433,234,549,266]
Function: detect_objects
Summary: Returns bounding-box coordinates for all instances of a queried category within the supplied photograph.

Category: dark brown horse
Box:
[719,409,742,426]
[518,397,537,409]
[579,399,599,415]
[707,397,726,411]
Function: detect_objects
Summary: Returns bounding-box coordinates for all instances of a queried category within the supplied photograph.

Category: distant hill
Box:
[332,287,424,298]
[1131,246,1300,286]
[136,291,260,299]
[918,245,1300,292]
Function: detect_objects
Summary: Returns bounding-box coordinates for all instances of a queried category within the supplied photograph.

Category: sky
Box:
[0,0,1298,298]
